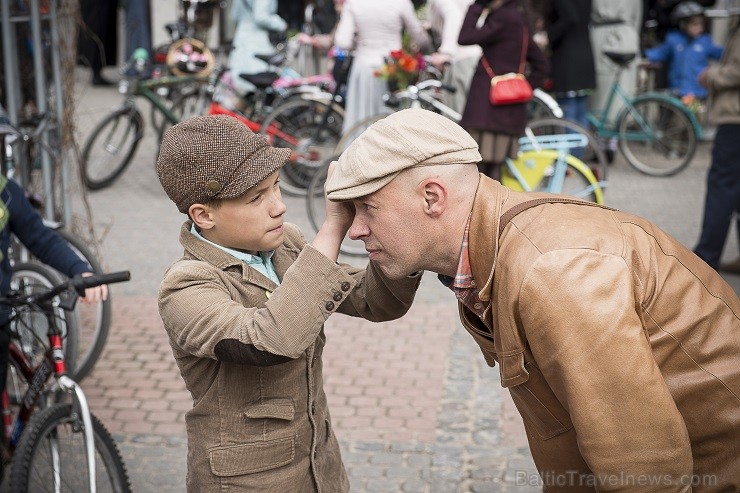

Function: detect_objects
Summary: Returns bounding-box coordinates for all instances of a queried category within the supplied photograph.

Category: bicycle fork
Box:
[57,374,98,493]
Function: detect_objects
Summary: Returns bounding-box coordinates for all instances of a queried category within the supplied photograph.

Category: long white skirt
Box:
[342,60,390,135]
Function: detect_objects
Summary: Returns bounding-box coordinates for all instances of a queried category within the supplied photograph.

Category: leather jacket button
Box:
[340,281,351,292]
[325,301,335,311]
[332,292,343,302]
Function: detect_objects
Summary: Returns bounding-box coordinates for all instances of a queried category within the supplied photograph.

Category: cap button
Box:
[206,180,221,193]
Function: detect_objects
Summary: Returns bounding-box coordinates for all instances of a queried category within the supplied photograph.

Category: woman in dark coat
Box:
[458,0,549,178]
[543,0,596,128]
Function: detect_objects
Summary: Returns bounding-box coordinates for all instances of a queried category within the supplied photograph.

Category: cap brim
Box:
[326,171,400,201]
[221,145,291,200]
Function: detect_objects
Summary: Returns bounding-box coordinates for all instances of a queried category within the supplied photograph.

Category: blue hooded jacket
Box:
[646,29,724,98]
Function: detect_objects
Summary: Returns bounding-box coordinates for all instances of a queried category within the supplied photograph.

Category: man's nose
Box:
[348,216,369,240]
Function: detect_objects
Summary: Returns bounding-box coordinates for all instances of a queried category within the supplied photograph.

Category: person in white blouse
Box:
[334,0,431,134]
[427,0,482,115]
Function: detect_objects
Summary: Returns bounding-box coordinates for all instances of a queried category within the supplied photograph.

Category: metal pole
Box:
[48,0,71,226]
[1,0,21,123]
[28,0,54,221]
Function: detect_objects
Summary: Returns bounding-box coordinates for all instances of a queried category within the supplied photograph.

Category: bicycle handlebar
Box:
[0,270,131,307]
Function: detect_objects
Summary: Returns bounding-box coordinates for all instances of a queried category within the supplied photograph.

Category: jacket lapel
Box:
[178,221,291,293]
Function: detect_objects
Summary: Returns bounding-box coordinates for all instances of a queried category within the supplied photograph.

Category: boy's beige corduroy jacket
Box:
[461,176,740,492]
[159,222,421,492]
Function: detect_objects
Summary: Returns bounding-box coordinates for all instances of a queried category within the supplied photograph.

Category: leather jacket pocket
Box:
[509,361,572,440]
[209,435,295,476]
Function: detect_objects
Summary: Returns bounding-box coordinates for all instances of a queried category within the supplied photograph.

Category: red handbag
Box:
[481,30,533,105]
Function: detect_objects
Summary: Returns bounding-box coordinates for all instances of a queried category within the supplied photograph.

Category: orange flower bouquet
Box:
[374,49,425,91]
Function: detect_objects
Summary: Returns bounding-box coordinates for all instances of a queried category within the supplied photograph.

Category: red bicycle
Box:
[1,269,131,492]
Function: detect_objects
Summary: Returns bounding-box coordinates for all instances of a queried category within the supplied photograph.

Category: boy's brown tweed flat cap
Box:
[157,114,291,213]
[325,108,481,201]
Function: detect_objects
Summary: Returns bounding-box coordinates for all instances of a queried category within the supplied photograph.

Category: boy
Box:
[156,115,421,492]
[645,1,724,100]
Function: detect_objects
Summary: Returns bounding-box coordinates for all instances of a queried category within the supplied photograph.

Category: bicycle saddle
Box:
[603,51,636,66]
[255,52,286,66]
[239,71,281,88]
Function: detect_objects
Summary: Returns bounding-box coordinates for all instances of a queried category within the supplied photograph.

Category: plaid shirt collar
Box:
[438,214,488,323]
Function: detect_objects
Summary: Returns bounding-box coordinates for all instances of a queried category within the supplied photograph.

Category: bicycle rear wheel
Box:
[81,107,143,190]
[306,157,369,257]
[9,403,131,492]
[503,151,603,204]
[8,264,79,385]
[617,96,697,176]
[259,98,344,196]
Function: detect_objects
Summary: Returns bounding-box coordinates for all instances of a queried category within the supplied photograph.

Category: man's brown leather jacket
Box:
[460,176,739,492]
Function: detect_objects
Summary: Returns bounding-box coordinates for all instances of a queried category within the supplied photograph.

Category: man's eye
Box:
[250,195,262,203]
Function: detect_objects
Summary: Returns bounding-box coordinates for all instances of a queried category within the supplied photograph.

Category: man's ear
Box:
[419,179,447,218]
[189,203,215,230]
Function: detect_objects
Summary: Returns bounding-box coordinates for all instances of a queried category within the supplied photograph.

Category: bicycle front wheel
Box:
[53,230,112,382]
[9,263,79,381]
[259,98,344,196]
[81,107,143,190]
[617,96,697,176]
[9,403,131,492]
[306,157,369,257]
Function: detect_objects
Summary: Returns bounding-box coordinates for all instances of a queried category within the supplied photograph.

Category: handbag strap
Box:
[480,28,529,78]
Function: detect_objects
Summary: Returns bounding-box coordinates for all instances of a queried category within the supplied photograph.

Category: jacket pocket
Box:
[508,361,572,440]
[243,398,295,421]
[209,435,295,476]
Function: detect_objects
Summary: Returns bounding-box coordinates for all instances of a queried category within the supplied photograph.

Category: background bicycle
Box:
[586,51,703,176]
[1,271,131,492]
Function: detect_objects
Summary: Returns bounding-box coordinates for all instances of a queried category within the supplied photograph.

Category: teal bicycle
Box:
[588,51,702,176]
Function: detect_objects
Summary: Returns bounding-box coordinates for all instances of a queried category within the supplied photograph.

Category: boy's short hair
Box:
[156,114,291,213]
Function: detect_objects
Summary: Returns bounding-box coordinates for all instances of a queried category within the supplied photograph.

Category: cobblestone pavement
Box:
[7,65,733,493]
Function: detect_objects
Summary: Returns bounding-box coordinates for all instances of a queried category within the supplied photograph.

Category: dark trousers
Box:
[694,124,740,269]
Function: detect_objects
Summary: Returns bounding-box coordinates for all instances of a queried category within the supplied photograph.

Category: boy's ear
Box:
[189,203,215,230]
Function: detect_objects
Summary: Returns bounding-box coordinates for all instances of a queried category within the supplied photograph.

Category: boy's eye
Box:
[250,195,262,203]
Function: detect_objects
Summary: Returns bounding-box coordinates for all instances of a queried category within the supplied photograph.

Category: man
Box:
[325,108,740,492]
[693,11,740,273]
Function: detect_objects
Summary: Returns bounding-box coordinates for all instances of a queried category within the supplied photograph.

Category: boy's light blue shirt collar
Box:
[190,224,280,284]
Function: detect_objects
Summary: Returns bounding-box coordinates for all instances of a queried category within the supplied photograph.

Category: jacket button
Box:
[340,281,351,292]
[325,301,335,311]
[332,292,343,302]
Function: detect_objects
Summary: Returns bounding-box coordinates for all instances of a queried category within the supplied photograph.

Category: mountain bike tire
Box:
[617,96,697,176]
[306,157,368,257]
[9,263,79,383]
[9,403,131,493]
[82,107,143,191]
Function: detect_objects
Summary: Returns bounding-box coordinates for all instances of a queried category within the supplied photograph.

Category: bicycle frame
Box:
[2,299,99,491]
[123,73,210,125]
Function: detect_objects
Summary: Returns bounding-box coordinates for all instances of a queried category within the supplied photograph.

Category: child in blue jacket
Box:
[645,1,723,99]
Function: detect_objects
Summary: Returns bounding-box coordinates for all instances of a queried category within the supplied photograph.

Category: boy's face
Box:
[685,16,705,37]
[200,171,287,254]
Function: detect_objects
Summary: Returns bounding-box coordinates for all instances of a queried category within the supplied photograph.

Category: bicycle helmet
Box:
[671,1,705,24]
